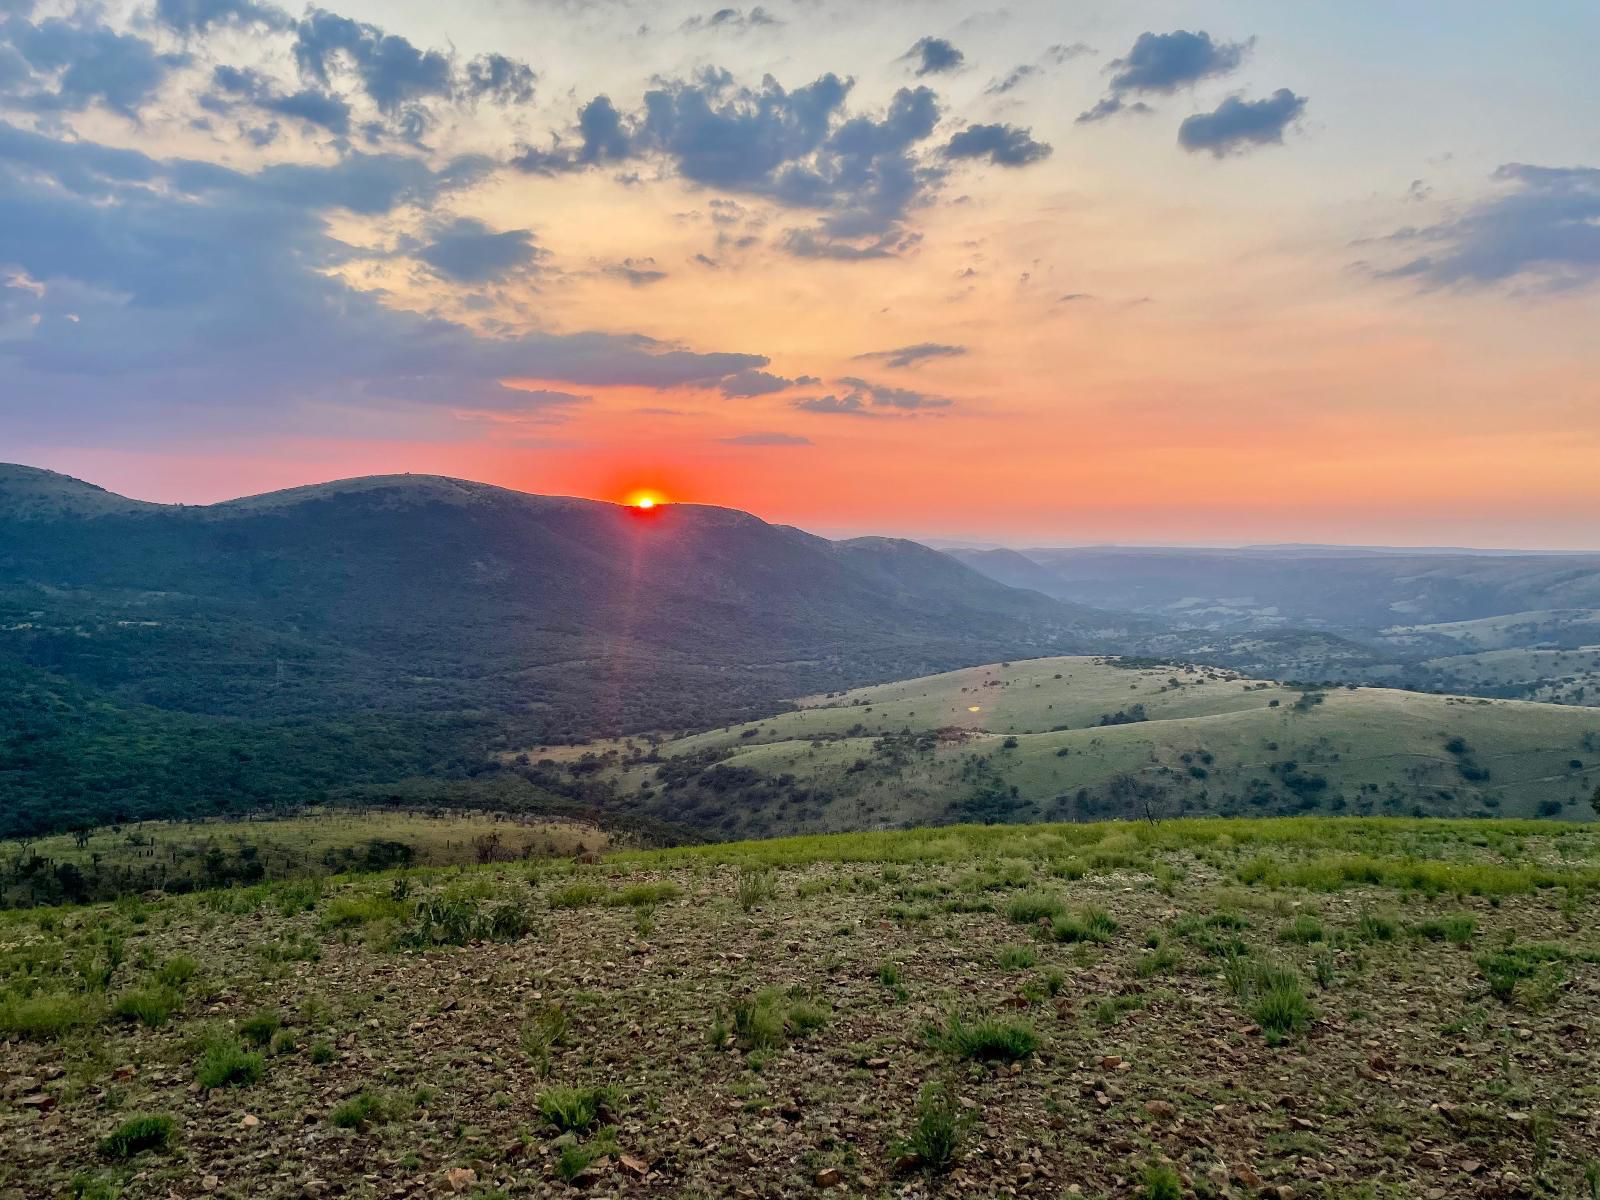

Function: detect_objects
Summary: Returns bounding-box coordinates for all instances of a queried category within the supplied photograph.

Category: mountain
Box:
[0,465,1145,835]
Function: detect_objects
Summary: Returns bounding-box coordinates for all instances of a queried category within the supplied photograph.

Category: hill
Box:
[0,465,1140,835]
[5,816,1599,1199]
[572,656,1600,838]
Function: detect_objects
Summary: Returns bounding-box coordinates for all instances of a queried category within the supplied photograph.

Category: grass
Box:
[925,1012,1038,1062]
[194,1033,265,1089]
[1412,914,1477,944]
[98,1114,175,1161]
[111,986,180,1028]
[996,944,1036,970]
[537,1085,616,1132]
[897,1081,972,1174]
[1140,1161,1182,1200]
[239,1010,282,1047]
[1224,958,1315,1043]
[1050,906,1117,944]
[1005,891,1066,924]
[0,992,101,1040]
[330,1090,389,1129]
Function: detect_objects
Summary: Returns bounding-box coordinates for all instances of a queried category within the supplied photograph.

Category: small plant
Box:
[154,955,199,989]
[1051,906,1117,944]
[239,1011,282,1047]
[0,992,101,1041]
[1413,914,1476,945]
[896,1080,972,1174]
[556,1129,620,1182]
[736,867,777,912]
[997,944,1036,971]
[548,882,607,910]
[877,960,907,1000]
[112,987,179,1028]
[732,994,786,1050]
[195,1034,265,1089]
[309,1040,335,1065]
[926,1012,1038,1062]
[1135,942,1180,978]
[1005,892,1065,924]
[99,1114,175,1161]
[538,1085,616,1132]
[1356,912,1399,942]
[1280,914,1326,944]
[1093,995,1145,1027]
[330,1090,388,1129]
[1140,1160,1182,1200]
[1253,977,1314,1044]
[520,1004,568,1074]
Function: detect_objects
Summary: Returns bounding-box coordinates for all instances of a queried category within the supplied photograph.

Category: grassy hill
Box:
[4,816,1598,1199]
[0,465,1142,836]
[583,657,1600,838]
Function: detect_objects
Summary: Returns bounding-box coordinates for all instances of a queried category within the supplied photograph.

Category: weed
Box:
[330,1090,388,1129]
[925,1012,1038,1062]
[239,1011,282,1047]
[1140,1161,1182,1200]
[997,944,1036,971]
[736,867,777,912]
[1005,892,1065,924]
[0,992,100,1040]
[548,882,607,910]
[538,1085,616,1132]
[896,1081,972,1174]
[1051,906,1117,944]
[1280,914,1326,944]
[194,1034,265,1089]
[111,987,179,1028]
[98,1115,175,1160]
[154,956,198,989]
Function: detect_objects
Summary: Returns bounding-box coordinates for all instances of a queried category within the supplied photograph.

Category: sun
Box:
[624,489,668,511]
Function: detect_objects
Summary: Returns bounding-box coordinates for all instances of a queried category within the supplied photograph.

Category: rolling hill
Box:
[0,464,1142,835]
[576,656,1600,838]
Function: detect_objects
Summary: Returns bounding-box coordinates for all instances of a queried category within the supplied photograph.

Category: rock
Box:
[501,1141,525,1161]
[299,1182,327,1200]
[18,1093,56,1113]
[1234,1163,1262,1189]
[1145,1100,1177,1121]
[1098,1056,1122,1070]
[445,1167,478,1193]
[619,1154,649,1178]
[813,1168,843,1188]
[240,1114,260,1129]
[202,1176,220,1192]
[893,1153,923,1174]
[1274,1188,1296,1200]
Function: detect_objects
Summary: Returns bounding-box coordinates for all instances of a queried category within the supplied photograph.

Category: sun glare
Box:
[625,489,667,510]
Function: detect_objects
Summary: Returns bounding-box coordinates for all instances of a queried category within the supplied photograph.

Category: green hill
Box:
[593,657,1600,838]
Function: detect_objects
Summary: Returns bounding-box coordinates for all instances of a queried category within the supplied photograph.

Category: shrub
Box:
[1252,977,1315,1044]
[520,1005,568,1073]
[609,882,681,908]
[538,1085,615,1133]
[320,895,407,929]
[309,1040,335,1065]
[732,994,786,1051]
[195,1035,265,1089]
[1005,892,1065,924]
[99,1114,175,1160]
[1279,914,1326,944]
[925,1013,1038,1062]
[897,1081,972,1174]
[1413,915,1476,945]
[112,987,180,1028]
[1357,912,1399,942]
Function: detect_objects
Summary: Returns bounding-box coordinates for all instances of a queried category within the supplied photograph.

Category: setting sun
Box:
[625,489,668,510]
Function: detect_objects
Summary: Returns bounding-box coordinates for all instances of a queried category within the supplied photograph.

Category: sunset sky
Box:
[3,1,1599,547]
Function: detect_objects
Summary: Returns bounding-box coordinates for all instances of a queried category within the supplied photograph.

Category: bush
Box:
[1050,906,1117,944]
[1141,1161,1182,1200]
[1413,914,1476,945]
[548,882,607,910]
[538,1085,615,1132]
[1279,914,1326,944]
[925,1012,1038,1062]
[155,956,199,989]
[99,1114,175,1160]
[195,1034,265,1089]
[736,867,777,912]
[997,945,1036,971]
[112,987,180,1028]
[1252,978,1314,1044]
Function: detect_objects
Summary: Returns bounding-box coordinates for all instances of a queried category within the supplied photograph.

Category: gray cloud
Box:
[414,216,543,282]
[604,257,668,286]
[210,65,352,135]
[154,0,291,34]
[3,15,188,117]
[1080,29,1250,123]
[719,368,798,397]
[944,122,1051,167]
[904,36,963,77]
[1178,89,1306,156]
[1377,164,1600,292]
[719,431,811,445]
[463,53,536,105]
[681,7,781,33]
[987,42,1092,95]
[0,120,770,441]
[792,376,952,416]
[853,343,966,368]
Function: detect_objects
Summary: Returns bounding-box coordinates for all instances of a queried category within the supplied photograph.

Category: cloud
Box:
[0,119,771,440]
[853,342,966,368]
[1377,164,1600,291]
[1080,29,1250,122]
[681,7,781,33]
[944,123,1051,167]
[1178,89,1307,156]
[604,257,668,286]
[413,216,543,282]
[903,36,963,77]
[719,431,811,445]
[153,0,291,34]
[519,70,950,257]
[463,53,536,105]
[719,368,798,396]
[292,8,453,114]
[3,16,188,117]
[986,42,1092,95]
[210,65,352,135]
[793,376,952,416]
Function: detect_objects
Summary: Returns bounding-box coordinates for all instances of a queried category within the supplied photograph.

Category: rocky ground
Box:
[2,824,1598,1200]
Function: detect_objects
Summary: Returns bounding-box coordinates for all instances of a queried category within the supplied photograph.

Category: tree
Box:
[1592,785,1599,819]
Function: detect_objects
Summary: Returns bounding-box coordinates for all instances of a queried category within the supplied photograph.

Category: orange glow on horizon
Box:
[624,488,668,510]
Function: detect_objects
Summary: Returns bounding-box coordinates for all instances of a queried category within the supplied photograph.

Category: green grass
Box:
[925,1013,1038,1062]
[154,955,199,989]
[1412,914,1477,944]
[330,1090,389,1129]
[0,992,101,1040]
[997,944,1036,970]
[239,1011,282,1047]
[111,986,180,1028]
[897,1081,972,1174]
[98,1114,175,1161]
[1140,1161,1182,1200]
[194,1034,265,1089]
[1005,891,1065,924]
[548,882,608,910]
[1050,906,1117,944]
[537,1085,616,1132]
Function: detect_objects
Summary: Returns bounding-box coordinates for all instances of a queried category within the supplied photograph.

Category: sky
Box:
[2,1,1599,548]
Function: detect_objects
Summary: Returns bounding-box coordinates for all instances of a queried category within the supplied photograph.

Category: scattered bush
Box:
[1005,892,1065,924]
[1050,907,1117,944]
[1140,1161,1182,1200]
[538,1085,616,1133]
[997,944,1036,971]
[239,1011,282,1047]
[195,1034,265,1089]
[0,992,101,1040]
[925,1012,1038,1062]
[330,1091,388,1129]
[111,987,179,1028]
[897,1081,972,1174]
[154,956,199,989]
[736,867,777,912]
